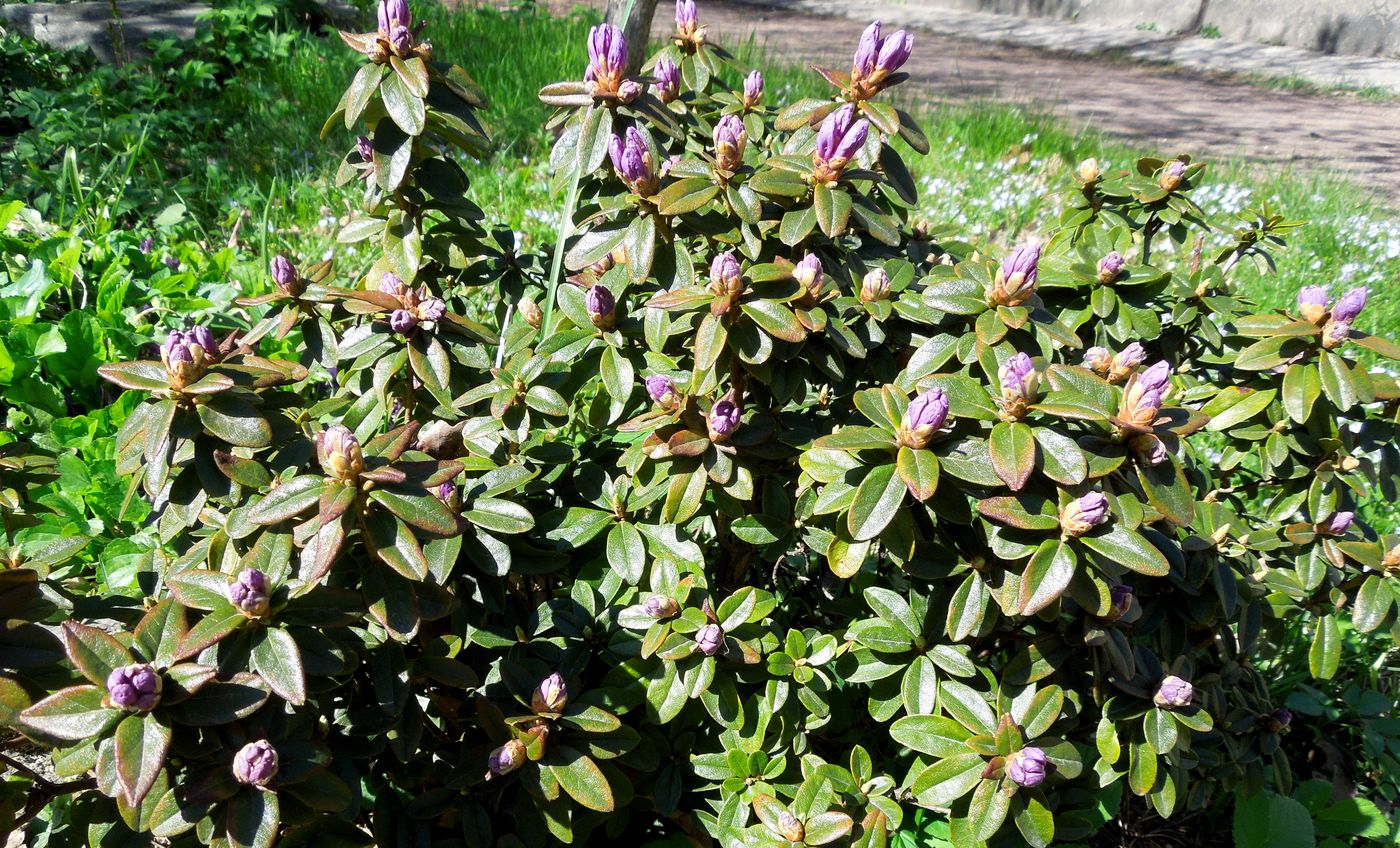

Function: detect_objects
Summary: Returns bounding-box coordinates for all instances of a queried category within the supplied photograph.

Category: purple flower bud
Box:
[1109,584,1134,618]
[793,253,823,299]
[875,29,913,75]
[317,424,364,482]
[860,267,891,303]
[488,740,526,776]
[1061,491,1110,536]
[586,285,616,329]
[357,135,374,164]
[1007,747,1048,787]
[1137,361,1171,395]
[1131,433,1169,467]
[436,481,458,508]
[531,672,568,714]
[654,58,680,103]
[270,255,301,296]
[1166,160,1186,178]
[813,105,869,181]
[646,375,681,408]
[644,595,680,618]
[1108,342,1145,383]
[1097,251,1127,283]
[1159,160,1187,190]
[776,811,805,843]
[710,251,743,299]
[106,664,161,711]
[708,399,741,441]
[851,21,912,94]
[609,127,656,195]
[233,740,279,787]
[164,255,180,271]
[713,114,747,171]
[378,0,410,36]
[1154,675,1194,709]
[586,24,628,89]
[1083,346,1112,376]
[999,352,1039,411]
[1271,708,1292,729]
[419,297,446,322]
[161,328,213,387]
[695,622,724,655]
[228,569,270,618]
[742,70,764,108]
[380,271,405,296]
[1297,285,1328,313]
[139,236,154,254]
[390,309,418,335]
[1331,287,1367,324]
[1324,511,1354,535]
[899,389,949,449]
[853,22,881,76]
[675,0,698,32]
[617,79,643,103]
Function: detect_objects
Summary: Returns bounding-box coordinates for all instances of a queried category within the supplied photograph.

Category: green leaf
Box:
[813,184,852,237]
[98,361,171,391]
[1282,362,1321,423]
[465,497,534,535]
[1352,575,1394,633]
[989,422,1036,491]
[896,446,940,502]
[1080,525,1170,577]
[607,522,646,584]
[174,607,245,660]
[890,714,974,757]
[1205,388,1276,432]
[1308,614,1341,679]
[1233,792,1315,848]
[60,621,132,686]
[197,394,273,448]
[804,811,854,845]
[20,685,121,741]
[1017,540,1076,616]
[370,488,461,535]
[114,713,171,805]
[380,69,425,135]
[741,299,807,343]
[655,177,719,216]
[847,463,906,542]
[940,681,996,734]
[910,752,985,806]
[227,786,280,848]
[551,747,614,812]
[1128,741,1158,796]
[1144,707,1179,755]
[1318,350,1360,411]
[251,628,306,705]
[1014,792,1055,848]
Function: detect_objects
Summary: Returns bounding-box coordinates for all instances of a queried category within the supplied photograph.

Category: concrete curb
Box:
[739,0,1400,95]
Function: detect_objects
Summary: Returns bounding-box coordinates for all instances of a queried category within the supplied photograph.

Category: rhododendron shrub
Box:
[5,2,1399,846]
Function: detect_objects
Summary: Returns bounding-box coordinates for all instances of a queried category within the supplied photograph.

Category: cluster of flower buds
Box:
[487,739,527,778]
[107,664,161,711]
[317,424,365,483]
[997,353,1040,420]
[380,272,447,336]
[654,58,680,103]
[609,127,659,197]
[988,244,1041,307]
[897,388,949,449]
[1061,491,1110,537]
[713,115,748,173]
[810,105,868,185]
[1298,285,1368,349]
[1097,251,1127,284]
[233,740,279,787]
[644,594,680,618]
[775,811,805,843]
[793,253,824,306]
[859,268,890,303]
[645,375,682,410]
[1116,360,1171,431]
[1158,159,1187,191]
[161,327,217,390]
[270,255,305,298]
[708,251,744,312]
[1153,675,1194,709]
[586,285,617,330]
[1006,746,1048,787]
[848,20,913,100]
[358,0,424,62]
[1321,510,1354,536]
[695,622,724,655]
[1084,342,1144,384]
[708,394,741,443]
[531,673,569,715]
[585,24,641,102]
[673,0,705,46]
[741,70,764,109]
[229,569,270,619]
[1076,157,1101,185]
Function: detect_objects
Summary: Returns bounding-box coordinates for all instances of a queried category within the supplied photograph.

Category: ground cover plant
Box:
[2,1,1399,846]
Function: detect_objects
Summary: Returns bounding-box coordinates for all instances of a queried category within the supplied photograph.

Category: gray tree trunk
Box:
[604,0,659,77]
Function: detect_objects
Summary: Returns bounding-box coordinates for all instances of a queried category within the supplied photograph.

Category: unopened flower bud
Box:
[1061,491,1110,536]
[644,595,680,618]
[317,424,365,483]
[1331,287,1367,324]
[1154,675,1193,709]
[709,251,743,300]
[1077,157,1101,183]
[850,20,913,98]
[776,811,805,843]
[1097,251,1126,284]
[531,672,568,714]
[742,70,764,109]
[708,398,741,443]
[488,739,526,777]
[713,115,747,172]
[1268,708,1292,731]
[436,481,459,510]
[1083,346,1112,377]
[998,353,1039,418]
[1007,746,1049,787]
[793,253,824,303]
[1130,433,1169,467]
[1109,342,1145,383]
[654,59,680,103]
[609,127,658,197]
[585,24,629,97]
[229,569,270,618]
[233,740,279,787]
[106,664,161,711]
[270,255,304,297]
[1117,360,1170,430]
[1322,319,1352,349]
[390,309,418,335]
[586,285,616,330]
[812,105,868,184]
[1107,584,1135,622]
[140,236,154,254]
[1297,285,1329,324]
[519,297,543,329]
[1323,511,1354,536]
[674,0,702,42]
[898,388,949,449]
[859,267,891,303]
[380,271,406,297]
[357,135,374,164]
[1158,160,1187,191]
[160,328,215,388]
[990,244,1040,306]
[645,375,681,409]
[695,622,724,655]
